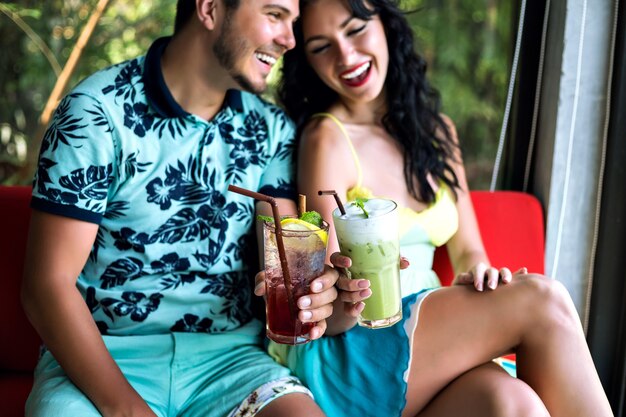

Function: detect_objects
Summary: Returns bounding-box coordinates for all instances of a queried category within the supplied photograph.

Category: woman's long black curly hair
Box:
[278,0,461,203]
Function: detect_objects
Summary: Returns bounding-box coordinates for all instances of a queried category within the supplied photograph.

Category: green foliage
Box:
[405,0,513,189]
[0,0,175,184]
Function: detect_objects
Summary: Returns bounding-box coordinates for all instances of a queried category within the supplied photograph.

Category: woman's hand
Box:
[453,262,527,291]
[333,254,410,318]
[332,252,371,318]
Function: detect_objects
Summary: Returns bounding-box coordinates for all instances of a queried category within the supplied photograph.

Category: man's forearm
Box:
[22,282,154,416]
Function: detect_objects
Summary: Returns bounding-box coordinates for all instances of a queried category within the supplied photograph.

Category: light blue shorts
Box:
[25,319,312,417]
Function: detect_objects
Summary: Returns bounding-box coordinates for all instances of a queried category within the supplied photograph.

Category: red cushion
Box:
[0,372,33,416]
[0,186,40,371]
[433,191,545,286]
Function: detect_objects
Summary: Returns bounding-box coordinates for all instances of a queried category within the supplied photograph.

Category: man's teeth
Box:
[256,53,277,66]
[341,62,371,80]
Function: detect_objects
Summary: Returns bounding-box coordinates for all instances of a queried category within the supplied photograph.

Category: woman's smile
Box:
[339,61,372,87]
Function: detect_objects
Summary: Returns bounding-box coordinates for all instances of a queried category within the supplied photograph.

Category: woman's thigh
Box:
[415,362,548,417]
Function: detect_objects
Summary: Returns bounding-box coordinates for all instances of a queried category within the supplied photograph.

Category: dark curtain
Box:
[504,1,625,414]
[500,0,548,192]
[586,1,626,415]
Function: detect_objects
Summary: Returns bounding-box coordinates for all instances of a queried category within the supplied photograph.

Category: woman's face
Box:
[301,0,389,105]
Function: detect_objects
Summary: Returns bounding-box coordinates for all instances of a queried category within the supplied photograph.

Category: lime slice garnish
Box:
[281,218,328,246]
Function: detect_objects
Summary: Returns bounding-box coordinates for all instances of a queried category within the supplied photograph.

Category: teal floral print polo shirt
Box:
[31,37,296,336]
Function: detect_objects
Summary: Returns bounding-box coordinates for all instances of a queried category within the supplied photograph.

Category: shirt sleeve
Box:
[258,108,297,201]
[31,91,117,224]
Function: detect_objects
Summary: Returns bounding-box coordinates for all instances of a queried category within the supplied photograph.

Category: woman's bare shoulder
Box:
[300,117,346,150]
[297,115,359,187]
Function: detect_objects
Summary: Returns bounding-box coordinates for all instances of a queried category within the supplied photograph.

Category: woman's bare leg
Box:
[416,362,549,417]
[402,275,612,417]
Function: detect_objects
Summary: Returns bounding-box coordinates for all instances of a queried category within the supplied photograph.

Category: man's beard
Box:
[213,13,264,94]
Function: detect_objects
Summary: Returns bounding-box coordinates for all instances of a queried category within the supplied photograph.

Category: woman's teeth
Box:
[255,53,277,66]
[341,62,371,80]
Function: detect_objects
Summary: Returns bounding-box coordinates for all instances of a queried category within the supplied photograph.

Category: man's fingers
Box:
[309,265,340,293]
[254,271,265,296]
[299,303,333,324]
[298,284,338,310]
[309,319,327,340]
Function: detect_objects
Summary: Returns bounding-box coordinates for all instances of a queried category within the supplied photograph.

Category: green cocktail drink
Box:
[333,199,402,328]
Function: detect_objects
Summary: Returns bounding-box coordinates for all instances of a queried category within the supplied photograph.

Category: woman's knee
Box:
[486,378,549,417]
[417,364,549,417]
[515,274,581,331]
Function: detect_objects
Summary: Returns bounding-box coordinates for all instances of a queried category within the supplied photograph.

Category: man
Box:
[21,1,336,416]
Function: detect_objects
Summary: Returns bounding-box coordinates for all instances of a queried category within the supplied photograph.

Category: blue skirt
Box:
[268,289,437,417]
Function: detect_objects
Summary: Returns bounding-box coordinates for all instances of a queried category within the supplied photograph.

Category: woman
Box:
[268,0,614,416]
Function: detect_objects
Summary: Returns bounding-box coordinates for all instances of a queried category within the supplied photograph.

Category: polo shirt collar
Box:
[143,36,244,119]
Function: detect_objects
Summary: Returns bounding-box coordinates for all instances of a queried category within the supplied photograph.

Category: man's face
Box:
[213,0,298,94]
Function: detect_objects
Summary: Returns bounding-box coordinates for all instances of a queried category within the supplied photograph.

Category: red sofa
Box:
[0,186,544,416]
[433,190,545,285]
[0,186,40,417]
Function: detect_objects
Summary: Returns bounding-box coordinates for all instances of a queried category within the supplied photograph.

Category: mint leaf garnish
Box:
[257,215,274,223]
[300,211,323,228]
[354,198,369,218]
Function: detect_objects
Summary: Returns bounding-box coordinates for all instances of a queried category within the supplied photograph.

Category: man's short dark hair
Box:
[174,0,241,34]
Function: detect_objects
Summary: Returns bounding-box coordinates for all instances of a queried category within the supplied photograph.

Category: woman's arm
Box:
[21,210,155,417]
[440,118,512,290]
[297,119,371,335]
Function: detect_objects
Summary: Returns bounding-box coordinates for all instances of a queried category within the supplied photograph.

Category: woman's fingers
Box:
[453,272,473,285]
[330,251,351,269]
[499,267,513,284]
[485,267,500,290]
[454,264,516,291]
[473,262,487,291]
[334,269,371,301]
[343,301,365,318]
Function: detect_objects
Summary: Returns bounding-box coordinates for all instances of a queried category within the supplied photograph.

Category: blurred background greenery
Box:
[0,0,512,189]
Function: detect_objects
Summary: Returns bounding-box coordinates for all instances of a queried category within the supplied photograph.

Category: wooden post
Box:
[22,0,112,182]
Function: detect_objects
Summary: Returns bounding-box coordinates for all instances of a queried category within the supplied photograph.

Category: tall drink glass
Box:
[263,219,329,344]
[333,199,402,328]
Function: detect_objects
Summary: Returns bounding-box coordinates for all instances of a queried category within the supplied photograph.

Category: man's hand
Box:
[254,265,339,340]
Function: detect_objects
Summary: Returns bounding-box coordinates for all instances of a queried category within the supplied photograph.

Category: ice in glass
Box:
[263,218,329,344]
[333,199,402,328]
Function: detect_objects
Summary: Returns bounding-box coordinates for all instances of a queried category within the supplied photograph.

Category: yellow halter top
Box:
[314,112,458,247]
